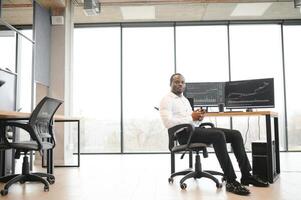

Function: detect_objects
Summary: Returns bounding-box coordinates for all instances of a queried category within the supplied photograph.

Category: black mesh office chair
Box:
[167,123,224,189]
[0,97,63,196]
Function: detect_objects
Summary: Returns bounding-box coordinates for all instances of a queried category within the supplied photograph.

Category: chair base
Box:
[0,155,55,196]
[169,153,224,189]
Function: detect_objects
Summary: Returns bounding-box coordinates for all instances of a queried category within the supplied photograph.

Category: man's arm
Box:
[159,97,175,129]
[159,96,188,129]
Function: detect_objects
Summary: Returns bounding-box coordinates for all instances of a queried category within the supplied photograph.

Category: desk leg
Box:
[0,127,5,176]
[77,120,80,168]
[265,115,274,183]
[45,119,80,168]
[274,117,280,174]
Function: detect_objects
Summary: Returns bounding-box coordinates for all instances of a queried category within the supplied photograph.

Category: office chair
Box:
[167,123,224,189]
[0,97,63,196]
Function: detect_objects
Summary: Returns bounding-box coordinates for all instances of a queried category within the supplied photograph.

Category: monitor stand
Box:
[246,108,253,112]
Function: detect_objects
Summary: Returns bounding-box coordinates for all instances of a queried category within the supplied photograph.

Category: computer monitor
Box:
[225,78,274,109]
[184,82,225,107]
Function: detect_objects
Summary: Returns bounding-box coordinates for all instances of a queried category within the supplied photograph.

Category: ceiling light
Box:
[120,6,155,20]
[231,3,272,17]
[83,0,101,16]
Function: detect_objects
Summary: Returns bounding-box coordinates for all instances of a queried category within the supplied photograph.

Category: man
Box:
[159,73,268,196]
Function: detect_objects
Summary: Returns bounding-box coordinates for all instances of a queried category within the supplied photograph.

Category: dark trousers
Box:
[177,127,252,181]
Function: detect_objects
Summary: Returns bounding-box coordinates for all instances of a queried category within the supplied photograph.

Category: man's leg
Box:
[216,128,269,187]
[215,128,252,177]
[177,127,251,195]
[177,127,237,181]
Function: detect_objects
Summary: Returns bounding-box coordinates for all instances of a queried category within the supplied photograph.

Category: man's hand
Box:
[191,109,206,121]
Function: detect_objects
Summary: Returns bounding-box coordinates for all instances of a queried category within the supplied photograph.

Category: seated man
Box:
[159,73,269,196]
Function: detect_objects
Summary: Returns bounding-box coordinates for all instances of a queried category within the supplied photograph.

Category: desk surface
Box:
[0,110,79,120]
[1,110,277,119]
[205,111,278,117]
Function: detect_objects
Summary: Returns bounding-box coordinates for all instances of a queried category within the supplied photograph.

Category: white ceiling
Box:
[73,2,301,23]
[1,0,301,25]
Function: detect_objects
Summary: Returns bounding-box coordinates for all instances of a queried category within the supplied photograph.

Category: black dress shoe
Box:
[241,175,269,187]
[226,180,250,196]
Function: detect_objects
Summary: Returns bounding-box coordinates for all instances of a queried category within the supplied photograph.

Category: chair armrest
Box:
[168,123,195,151]
[199,122,215,128]
[168,123,194,137]
[1,121,43,149]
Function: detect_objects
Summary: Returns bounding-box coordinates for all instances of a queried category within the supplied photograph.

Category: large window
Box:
[72,22,301,153]
[283,25,301,151]
[0,30,16,72]
[229,25,285,150]
[73,27,121,153]
[17,30,33,112]
[122,27,174,152]
[176,25,230,128]
[176,25,229,82]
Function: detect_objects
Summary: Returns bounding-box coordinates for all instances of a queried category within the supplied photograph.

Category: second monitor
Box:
[225,78,274,109]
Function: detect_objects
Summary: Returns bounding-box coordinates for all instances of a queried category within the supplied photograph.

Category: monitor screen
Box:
[225,78,274,109]
[184,82,225,107]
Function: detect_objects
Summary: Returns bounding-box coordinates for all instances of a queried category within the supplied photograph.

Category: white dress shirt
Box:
[159,91,193,129]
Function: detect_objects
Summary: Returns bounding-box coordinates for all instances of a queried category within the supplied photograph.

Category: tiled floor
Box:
[1,152,301,200]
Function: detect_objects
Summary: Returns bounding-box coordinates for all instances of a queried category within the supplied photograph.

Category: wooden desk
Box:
[0,110,30,119]
[205,111,280,183]
[0,111,80,176]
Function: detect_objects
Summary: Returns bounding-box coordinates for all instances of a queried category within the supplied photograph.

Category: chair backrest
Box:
[167,124,194,152]
[29,97,63,125]
[29,97,63,147]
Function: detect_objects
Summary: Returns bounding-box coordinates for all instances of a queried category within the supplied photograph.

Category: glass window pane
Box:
[73,27,121,153]
[283,25,301,151]
[229,25,285,151]
[0,30,16,72]
[18,30,33,112]
[123,27,174,152]
[176,25,230,127]
[177,26,229,82]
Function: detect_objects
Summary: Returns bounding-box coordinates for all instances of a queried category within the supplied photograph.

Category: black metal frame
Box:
[265,114,280,183]
[42,119,80,173]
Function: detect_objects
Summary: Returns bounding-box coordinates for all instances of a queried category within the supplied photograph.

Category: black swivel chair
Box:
[167,123,224,189]
[0,97,63,196]
[167,98,223,189]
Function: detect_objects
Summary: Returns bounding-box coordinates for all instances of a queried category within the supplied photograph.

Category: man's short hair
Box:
[169,73,183,86]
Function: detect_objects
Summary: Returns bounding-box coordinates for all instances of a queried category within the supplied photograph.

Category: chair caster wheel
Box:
[168,177,174,184]
[44,186,49,192]
[47,177,55,184]
[180,183,187,190]
[0,189,8,196]
[216,183,223,188]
